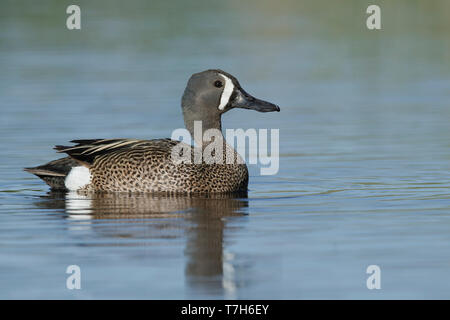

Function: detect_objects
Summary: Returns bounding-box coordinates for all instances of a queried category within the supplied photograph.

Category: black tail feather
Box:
[24,157,79,190]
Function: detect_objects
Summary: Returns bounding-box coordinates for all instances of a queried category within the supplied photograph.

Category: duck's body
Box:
[41,138,248,193]
[25,70,279,194]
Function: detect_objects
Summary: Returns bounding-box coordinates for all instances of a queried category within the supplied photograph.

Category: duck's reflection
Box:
[35,191,248,298]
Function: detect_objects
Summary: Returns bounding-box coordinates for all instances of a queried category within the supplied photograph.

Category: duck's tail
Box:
[24,157,79,190]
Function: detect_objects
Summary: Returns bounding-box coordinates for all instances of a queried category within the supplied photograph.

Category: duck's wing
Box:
[25,139,180,190]
[54,138,178,166]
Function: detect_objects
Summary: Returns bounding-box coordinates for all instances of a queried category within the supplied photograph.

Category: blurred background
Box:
[0,0,449,299]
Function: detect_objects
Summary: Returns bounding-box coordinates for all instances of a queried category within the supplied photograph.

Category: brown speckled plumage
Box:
[54,138,248,193]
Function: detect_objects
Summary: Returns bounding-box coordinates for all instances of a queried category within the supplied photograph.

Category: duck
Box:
[25,69,280,194]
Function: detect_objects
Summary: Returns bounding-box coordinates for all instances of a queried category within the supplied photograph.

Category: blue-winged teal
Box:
[25,69,280,193]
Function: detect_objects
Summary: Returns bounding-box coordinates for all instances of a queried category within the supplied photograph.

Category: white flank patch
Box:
[218,74,234,110]
[65,166,92,191]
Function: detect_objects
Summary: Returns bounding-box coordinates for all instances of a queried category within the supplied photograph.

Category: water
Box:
[1,0,450,299]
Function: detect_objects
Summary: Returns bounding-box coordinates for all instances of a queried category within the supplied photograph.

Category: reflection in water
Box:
[34,191,248,298]
[183,193,246,298]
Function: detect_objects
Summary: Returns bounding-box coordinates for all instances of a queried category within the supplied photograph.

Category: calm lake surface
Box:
[1,0,449,299]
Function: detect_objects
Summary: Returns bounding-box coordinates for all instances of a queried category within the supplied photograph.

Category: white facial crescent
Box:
[218,74,234,111]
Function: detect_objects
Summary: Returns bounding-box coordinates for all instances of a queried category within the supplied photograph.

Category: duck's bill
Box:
[232,89,280,112]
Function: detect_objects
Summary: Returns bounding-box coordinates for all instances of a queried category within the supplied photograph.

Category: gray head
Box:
[181,69,280,134]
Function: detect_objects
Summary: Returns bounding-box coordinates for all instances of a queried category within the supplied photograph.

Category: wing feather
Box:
[54,138,178,165]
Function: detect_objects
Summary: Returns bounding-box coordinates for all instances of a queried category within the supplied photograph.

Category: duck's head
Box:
[181,69,280,132]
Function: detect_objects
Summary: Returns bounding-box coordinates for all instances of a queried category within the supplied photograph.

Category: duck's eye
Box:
[214,80,223,88]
